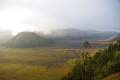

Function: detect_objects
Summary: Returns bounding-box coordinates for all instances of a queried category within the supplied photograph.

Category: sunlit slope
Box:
[2,32,54,48]
[102,72,120,80]
[105,33,120,41]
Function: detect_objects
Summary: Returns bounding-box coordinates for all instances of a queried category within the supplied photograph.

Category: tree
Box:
[61,39,120,80]
[82,41,92,80]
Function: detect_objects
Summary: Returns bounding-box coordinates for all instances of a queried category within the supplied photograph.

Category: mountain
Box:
[0,29,12,36]
[0,29,13,43]
[2,32,54,48]
[36,28,118,40]
[105,33,120,41]
[0,34,13,44]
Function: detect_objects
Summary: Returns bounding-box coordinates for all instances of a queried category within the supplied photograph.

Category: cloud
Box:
[0,0,120,32]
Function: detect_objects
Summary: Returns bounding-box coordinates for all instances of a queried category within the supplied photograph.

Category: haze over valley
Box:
[0,0,120,80]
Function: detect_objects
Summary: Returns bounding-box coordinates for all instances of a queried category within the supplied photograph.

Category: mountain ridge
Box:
[36,28,118,40]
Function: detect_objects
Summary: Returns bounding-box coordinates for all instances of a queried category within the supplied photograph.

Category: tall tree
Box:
[82,41,91,80]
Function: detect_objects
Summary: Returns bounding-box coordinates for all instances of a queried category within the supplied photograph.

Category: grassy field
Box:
[0,46,98,80]
[0,39,109,80]
[56,40,111,49]
[0,47,77,80]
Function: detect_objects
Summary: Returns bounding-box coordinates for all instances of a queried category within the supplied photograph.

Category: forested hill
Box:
[62,39,120,80]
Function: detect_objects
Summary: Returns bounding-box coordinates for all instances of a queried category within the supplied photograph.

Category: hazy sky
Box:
[0,0,120,35]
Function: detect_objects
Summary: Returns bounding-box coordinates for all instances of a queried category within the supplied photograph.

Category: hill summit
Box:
[2,32,54,48]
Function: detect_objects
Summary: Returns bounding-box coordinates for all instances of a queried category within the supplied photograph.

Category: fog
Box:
[0,0,120,34]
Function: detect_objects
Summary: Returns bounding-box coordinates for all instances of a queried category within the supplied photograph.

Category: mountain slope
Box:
[102,72,120,80]
[105,33,120,41]
[36,28,118,40]
[2,32,54,48]
[0,29,13,43]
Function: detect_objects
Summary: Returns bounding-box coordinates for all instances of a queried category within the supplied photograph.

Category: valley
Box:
[0,29,119,80]
[0,47,73,80]
[0,0,120,79]
[0,42,99,80]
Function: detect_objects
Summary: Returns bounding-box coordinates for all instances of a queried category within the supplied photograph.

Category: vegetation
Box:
[61,39,120,80]
[0,37,119,80]
[2,32,54,48]
[0,47,75,80]
[102,72,120,80]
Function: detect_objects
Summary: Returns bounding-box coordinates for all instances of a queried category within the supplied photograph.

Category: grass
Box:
[0,47,75,80]
[0,40,108,80]
[0,46,98,80]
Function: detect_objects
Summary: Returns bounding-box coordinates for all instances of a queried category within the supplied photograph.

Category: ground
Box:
[0,40,109,80]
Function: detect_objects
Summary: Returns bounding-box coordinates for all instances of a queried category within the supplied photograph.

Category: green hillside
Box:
[62,39,120,80]
[2,32,54,48]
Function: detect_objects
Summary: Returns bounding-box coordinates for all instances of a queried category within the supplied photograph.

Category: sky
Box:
[0,0,120,35]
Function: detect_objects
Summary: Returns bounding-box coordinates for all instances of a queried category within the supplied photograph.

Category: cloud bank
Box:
[0,0,120,33]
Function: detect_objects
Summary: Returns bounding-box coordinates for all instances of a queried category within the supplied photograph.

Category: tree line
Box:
[61,39,120,80]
